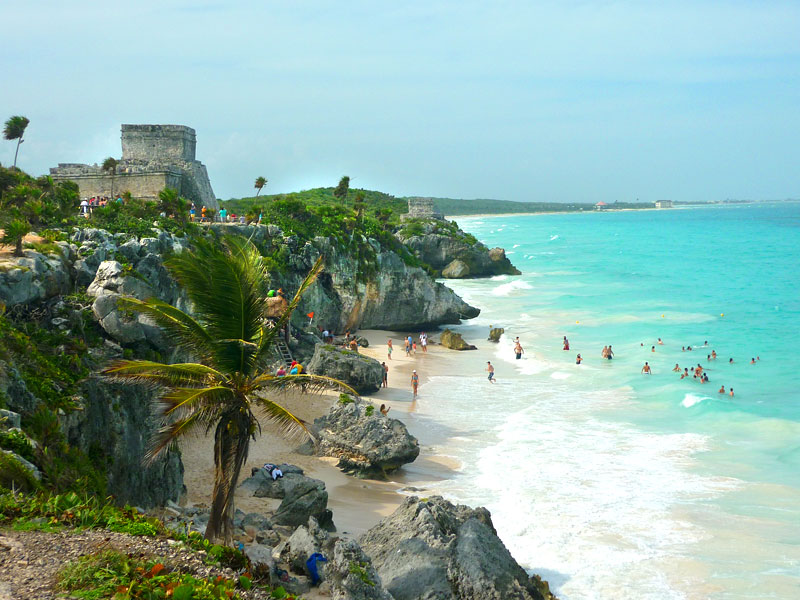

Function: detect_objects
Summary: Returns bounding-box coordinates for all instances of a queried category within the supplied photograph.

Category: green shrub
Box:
[365,405,375,416]
[338,394,355,405]
[0,453,40,493]
[0,429,35,462]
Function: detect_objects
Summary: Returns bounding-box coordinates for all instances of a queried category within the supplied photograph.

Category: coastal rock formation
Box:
[307,344,384,394]
[439,329,477,351]
[360,496,553,600]
[327,538,393,600]
[306,397,419,478]
[242,465,333,529]
[488,327,504,342]
[402,228,520,279]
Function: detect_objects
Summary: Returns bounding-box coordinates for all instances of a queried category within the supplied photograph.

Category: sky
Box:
[2,0,800,203]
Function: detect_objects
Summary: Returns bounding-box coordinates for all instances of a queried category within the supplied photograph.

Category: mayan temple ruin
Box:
[50,124,218,209]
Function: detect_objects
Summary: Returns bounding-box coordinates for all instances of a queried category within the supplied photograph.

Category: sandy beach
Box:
[179,328,468,538]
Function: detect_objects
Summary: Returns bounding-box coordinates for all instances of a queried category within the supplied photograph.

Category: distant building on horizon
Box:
[595,201,608,210]
[404,197,444,220]
[654,200,674,209]
[50,124,218,209]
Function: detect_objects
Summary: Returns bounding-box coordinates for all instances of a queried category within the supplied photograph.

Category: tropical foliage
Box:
[102,156,118,198]
[254,176,267,196]
[101,235,355,541]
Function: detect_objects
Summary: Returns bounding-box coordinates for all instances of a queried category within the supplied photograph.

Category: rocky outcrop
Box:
[307,344,383,394]
[488,327,504,342]
[305,397,419,478]
[0,244,74,306]
[360,496,554,600]
[328,538,393,600]
[403,230,520,279]
[241,465,333,529]
[439,329,477,351]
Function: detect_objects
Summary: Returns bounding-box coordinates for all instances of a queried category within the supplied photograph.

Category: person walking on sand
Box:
[642,362,652,374]
[411,370,419,399]
[486,361,496,383]
[404,337,411,357]
[381,362,388,388]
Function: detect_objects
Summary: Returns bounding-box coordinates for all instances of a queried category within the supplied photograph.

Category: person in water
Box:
[576,354,582,364]
[514,341,524,360]
[658,338,664,345]
[711,350,717,359]
[729,388,735,397]
[750,357,756,364]
[607,345,614,359]
[641,362,652,374]
[563,336,570,351]
[486,361,495,383]
[651,345,656,352]
[672,363,680,372]
[719,385,725,394]
[729,358,734,364]
[411,370,419,399]
[702,373,709,383]
[681,368,690,379]
[601,345,608,358]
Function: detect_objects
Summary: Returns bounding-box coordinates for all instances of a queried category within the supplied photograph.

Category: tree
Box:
[101,236,354,542]
[254,176,267,197]
[158,187,189,224]
[333,176,350,204]
[3,116,29,170]
[102,157,118,199]
[0,219,30,257]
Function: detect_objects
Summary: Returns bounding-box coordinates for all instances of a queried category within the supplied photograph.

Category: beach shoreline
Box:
[179,328,470,539]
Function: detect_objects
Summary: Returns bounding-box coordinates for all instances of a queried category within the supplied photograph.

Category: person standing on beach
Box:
[486,361,496,383]
[420,332,428,353]
[381,362,388,388]
[405,337,411,357]
[411,370,419,399]
[387,338,393,360]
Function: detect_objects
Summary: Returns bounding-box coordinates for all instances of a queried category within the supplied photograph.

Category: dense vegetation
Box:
[428,197,654,215]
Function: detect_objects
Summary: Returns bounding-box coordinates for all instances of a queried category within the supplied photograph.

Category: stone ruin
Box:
[50,124,218,209]
[403,197,443,221]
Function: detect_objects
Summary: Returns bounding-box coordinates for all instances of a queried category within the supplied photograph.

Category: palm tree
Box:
[102,157,118,199]
[101,236,354,542]
[3,116,30,170]
[254,176,267,197]
[1,218,30,257]
[333,175,350,204]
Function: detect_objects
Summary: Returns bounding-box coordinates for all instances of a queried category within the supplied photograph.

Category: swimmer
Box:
[563,336,570,351]
[682,346,685,352]
[707,354,711,362]
[601,345,608,359]
[641,362,652,374]
[687,346,693,351]
[681,368,689,379]
[658,338,664,345]
[576,353,583,365]
[486,361,495,383]
[702,373,709,383]
[607,345,614,360]
[719,385,725,394]
[711,350,717,359]
[651,345,656,352]
[514,342,524,360]
[729,358,734,364]
[672,363,680,372]
[729,388,734,397]
[750,357,756,364]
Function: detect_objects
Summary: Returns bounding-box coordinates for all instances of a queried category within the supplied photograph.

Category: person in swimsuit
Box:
[420,332,428,353]
[719,385,725,394]
[651,346,656,352]
[486,361,495,383]
[641,362,652,374]
[601,346,608,359]
[729,388,734,397]
[514,342,524,360]
[711,350,717,359]
[672,363,680,372]
[607,345,614,360]
[411,370,419,399]
[576,354,582,364]
[380,404,390,416]
[387,339,393,360]
[729,358,734,364]
[563,336,570,351]
[658,338,664,345]
[381,362,388,388]
[750,358,756,364]
[405,337,411,357]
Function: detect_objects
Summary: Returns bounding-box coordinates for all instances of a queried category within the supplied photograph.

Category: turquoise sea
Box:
[414,203,800,599]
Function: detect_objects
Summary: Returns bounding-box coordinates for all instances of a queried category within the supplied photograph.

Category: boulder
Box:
[442,259,470,279]
[327,538,393,600]
[360,496,554,600]
[274,516,332,576]
[240,466,332,529]
[439,329,477,351]
[0,409,21,430]
[402,231,520,278]
[307,397,419,478]
[307,344,383,395]
[240,464,305,497]
[488,327,505,343]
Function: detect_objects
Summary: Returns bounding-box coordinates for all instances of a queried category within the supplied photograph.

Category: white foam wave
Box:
[681,393,711,408]
[550,371,571,380]
[549,234,559,241]
[512,244,520,248]
[492,280,533,296]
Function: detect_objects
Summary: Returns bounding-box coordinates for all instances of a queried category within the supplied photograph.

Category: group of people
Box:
[275,360,304,377]
[79,195,123,216]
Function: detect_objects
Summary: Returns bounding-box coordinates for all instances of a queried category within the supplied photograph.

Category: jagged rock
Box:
[240,464,305,497]
[0,250,72,307]
[245,543,275,570]
[0,409,21,429]
[403,232,520,278]
[274,516,332,576]
[442,259,470,279]
[488,327,505,342]
[307,344,383,394]
[327,538,393,600]
[360,496,553,600]
[241,467,330,528]
[439,329,477,351]
[307,397,419,478]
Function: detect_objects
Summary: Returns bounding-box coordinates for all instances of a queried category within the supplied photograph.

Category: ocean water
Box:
[413,204,800,599]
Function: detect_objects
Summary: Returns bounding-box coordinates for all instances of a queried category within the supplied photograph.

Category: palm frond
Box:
[144,412,208,464]
[250,395,312,442]
[251,373,359,398]
[255,256,324,366]
[117,297,215,359]
[158,385,234,417]
[101,360,225,388]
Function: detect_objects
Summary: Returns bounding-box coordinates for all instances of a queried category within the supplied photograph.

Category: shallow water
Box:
[415,204,800,599]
